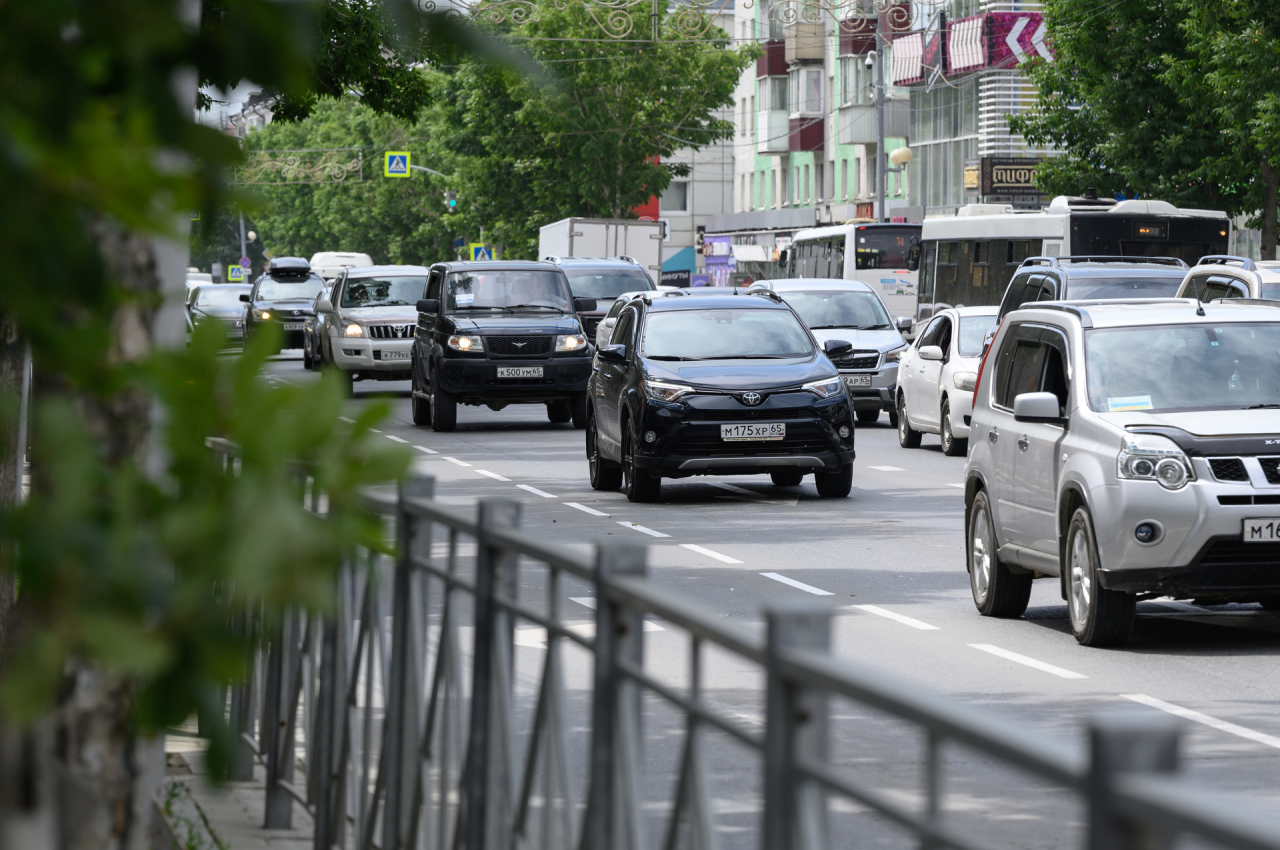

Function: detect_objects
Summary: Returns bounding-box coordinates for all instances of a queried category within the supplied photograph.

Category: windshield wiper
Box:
[861,323,892,330]
[506,304,567,313]
[454,305,512,312]
[686,354,792,360]
[648,355,698,361]
[1243,404,1280,409]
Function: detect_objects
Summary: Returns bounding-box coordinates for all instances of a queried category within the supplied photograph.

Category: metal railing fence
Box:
[212,442,1280,850]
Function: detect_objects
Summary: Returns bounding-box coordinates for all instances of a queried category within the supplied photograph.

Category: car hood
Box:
[192,305,245,320]
[644,357,833,390]
[449,314,582,334]
[808,327,904,351]
[340,306,418,323]
[1100,409,1280,437]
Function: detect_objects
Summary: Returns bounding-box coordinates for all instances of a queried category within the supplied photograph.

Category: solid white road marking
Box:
[339,417,355,424]
[477,470,511,481]
[761,572,834,596]
[869,465,904,472]
[969,644,1087,679]
[1122,694,1280,750]
[413,445,439,455]
[443,457,472,467]
[517,484,557,498]
[618,521,670,538]
[565,502,608,516]
[856,605,940,631]
[679,543,743,564]
[386,435,409,443]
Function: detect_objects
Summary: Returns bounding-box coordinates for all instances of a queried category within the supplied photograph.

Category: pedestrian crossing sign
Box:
[228,265,245,282]
[384,151,411,178]
[470,244,492,261]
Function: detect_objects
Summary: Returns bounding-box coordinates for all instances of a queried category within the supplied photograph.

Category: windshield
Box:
[958,315,996,356]
[1066,276,1182,300]
[195,288,249,307]
[445,271,572,312]
[342,276,426,309]
[1086,323,1280,413]
[854,228,916,270]
[564,269,653,300]
[643,308,814,359]
[780,290,890,329]
[257,278,326,301]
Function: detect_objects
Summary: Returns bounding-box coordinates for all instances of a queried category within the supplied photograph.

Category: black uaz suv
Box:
[586,293,857,502]
[411,261,595,431]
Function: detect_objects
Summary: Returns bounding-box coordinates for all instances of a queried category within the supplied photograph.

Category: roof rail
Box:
[1020,255,1189,269]
[1028,303,1094,328]
[750,289,784,303]
[619,255,641,266]
[542,255,563,264]
[1196,254,1257,271]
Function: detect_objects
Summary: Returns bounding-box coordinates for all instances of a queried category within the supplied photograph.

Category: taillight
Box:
[971,317,1005,411]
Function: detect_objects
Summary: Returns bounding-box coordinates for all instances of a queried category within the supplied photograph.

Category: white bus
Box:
[915,196,1231,323]
[784,222,923,318]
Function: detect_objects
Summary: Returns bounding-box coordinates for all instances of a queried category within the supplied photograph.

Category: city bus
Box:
[915,196,1231,323]
[785,222,923,318]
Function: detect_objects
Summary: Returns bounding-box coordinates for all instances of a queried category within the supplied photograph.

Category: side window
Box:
[1001,339,1048,409]
[936,241,958,307]
[934,317,953,355]
[999,273,1032,319]
[1182,273,1211,300]
[611,306,637,346]
[916,316,942,348]
[1202,275,1238,301]
[990,324,1028,409]
[1041,331,1071,415]
[604,299,628,321]
[1037,274,1060,301]
[919,242,937,301]
[426,269,442,301]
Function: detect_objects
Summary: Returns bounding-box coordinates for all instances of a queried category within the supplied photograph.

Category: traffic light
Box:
[444,190,458,211]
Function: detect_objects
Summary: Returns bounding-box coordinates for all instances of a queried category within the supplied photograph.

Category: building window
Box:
[803,164,811,204]
[815,162,824,202]
[841,159,849,199]
[764,77,787,112]
[660,181,688,213]
[773,170,780,208]
[839,56,873,106]
[789,67,824,115]
[793,166,800,205]
[750,95,756,132]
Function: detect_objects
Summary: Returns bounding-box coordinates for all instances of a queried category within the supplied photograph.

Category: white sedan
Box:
[895,306,998,456]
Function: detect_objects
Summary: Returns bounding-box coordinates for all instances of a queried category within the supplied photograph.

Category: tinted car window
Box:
[341,276,427,308]
[610,307,636,346]
[957,315,993,356]
[779,290,891,330]
[1001,274,1032,317]
[257,279,326,301]
[445,270,571,312]
[564,269,653,299]
[1002,340,1048,408]
[1203,279,1243,300]
[605,298,631,321]
[1065,276,1181,299]
[916,316,943,348]
[643,308,814,359]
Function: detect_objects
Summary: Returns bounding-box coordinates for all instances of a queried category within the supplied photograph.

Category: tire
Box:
[303,339,313,370]
[410,368,432,426]
[547,401,572,423]
[814,463,853,498]
[856,408,880,424]
[968,490,1032,617]
[1066,506,1135,646]
[622,426,661,503]
[571,393,588,430]
[770,470,804,486]
[940,399,967,457]
[429,368,457,432]
[588,410,622,491]
[897,393,922,448]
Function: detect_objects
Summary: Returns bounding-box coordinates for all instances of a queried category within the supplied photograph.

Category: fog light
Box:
[839,425,851,438]
[644,430,657,443]
[1134,522,1160,544]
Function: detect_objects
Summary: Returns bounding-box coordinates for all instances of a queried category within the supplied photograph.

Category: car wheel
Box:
[429,368,457,432]
[571,392,588,430]
[546,401,572,423]
[587,410,622,491]
[940,399,967,457]
[770,470,804,486]
[303,338,313,369]
[622,426,660,503]
[814,463,853,498]
[410,369,432,426]
[855,408,880,425]
[897,393,922,449]
[1066,506,1135,646]
[968,489,1031,617]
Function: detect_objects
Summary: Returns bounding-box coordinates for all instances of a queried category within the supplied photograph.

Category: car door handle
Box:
[988,427,998,444]
[1018,435,1029,452]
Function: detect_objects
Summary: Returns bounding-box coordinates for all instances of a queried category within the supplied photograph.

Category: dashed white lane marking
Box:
[517,484,557,498]
[868,465,905,472]
[969,644,1087,680]
[947,483,965,489]
[680,543,743,564]
[369,429,382,434]
[1122,694,1280,750]
[339,417,355,424]
[443,457,472,467]
[386,435,409,443]
[855,605,940,631]
[761,572,834,596]
[570,597,664,630]
[413,445,439,455]
[477,470,510,481]
[565,502,609,516]
[618,521,670,538]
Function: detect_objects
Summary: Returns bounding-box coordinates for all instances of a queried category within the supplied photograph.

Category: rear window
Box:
[1065,276,1181,300]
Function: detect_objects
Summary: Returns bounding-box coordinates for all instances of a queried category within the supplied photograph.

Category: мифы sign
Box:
[980,157,1041,195]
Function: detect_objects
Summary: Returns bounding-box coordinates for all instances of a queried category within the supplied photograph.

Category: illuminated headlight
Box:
[953,371,978,392]
[1117,434,1195,490]
[447,334,482,352]
[342,321,364,337]
[555,333,587,352]
[641,379,693,402]
[256,309,272,321]
[802,377,844,398]
[885,344,909,363]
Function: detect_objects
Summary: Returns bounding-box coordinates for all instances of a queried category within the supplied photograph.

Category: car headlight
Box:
[641,379,693,402]
[256,309,272,321]
[953,371,977,392]
[556,333,587,352]
[1117,434,1195,490]
[447,334,482,352]
[342,321,364,337]
[885,344,908,363]
[802,376,844,398]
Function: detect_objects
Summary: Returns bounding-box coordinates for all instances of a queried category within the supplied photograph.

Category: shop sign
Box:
[981,157,1041,195]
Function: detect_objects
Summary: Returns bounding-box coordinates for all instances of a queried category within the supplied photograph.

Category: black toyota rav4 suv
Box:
[587,293,857,502]
[411,261,595,431]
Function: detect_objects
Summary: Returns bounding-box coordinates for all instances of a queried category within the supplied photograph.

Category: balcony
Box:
[789,116,824,153]
[757,110,790,154]
[837,99,908,145]
[838,3,910,55]
[756,39,786,78]
[784,21,824,64]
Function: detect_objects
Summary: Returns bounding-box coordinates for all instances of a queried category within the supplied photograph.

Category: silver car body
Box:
[1174,255,1280,302]
[965,298,1280,601]
[897,306,998,440]
[324,265,427,376]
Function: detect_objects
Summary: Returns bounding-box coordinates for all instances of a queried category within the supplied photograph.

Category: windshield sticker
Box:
[1108,395,1154,412]
[456,292,474,305]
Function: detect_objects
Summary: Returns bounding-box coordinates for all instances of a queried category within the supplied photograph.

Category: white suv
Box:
[1174,254,1280,302]
[965,299,1280,646]
[316,265,427,395]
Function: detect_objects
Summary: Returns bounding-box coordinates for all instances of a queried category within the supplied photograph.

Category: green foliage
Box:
[190,206,268,274]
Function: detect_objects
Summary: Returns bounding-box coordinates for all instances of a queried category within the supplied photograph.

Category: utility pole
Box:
[874,30,886,223]
[238,210,247,261]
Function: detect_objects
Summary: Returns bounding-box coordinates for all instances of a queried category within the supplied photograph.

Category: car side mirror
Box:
[417,298,440,314]
[573,297,596,313]
[918,345,944,361]
[907,245,921,272]
[598,344,627,364]
[896,316,913,333]
[777,249,788,267]
[239,294,250,303]
[1013,391,1066,425]
[823,338,853,359]
[316,299,334,313]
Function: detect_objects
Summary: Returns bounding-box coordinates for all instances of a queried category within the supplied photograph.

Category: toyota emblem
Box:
[740,391,762,406]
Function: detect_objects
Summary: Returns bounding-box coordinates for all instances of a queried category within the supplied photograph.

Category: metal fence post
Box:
[580,540,648,850]
[463,498,522,850]
[382,473,435,850]
[763,601,832,850]
[1088,712,1180,850]
[228,610,257,782]
[263,615,293,829]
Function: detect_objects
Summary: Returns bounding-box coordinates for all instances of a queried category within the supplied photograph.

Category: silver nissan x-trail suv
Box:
[964,299,1280,646]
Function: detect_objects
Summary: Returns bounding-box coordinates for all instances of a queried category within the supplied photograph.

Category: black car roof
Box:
[644,294,785,312]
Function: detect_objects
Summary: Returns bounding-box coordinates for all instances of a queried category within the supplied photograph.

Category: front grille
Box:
[1261,457,1280,485]
[669,424,832,457]
[487,335,552,357]
[368,324,414,340]
[1185,539,1280,591]
[835,350,880,370]
[687,408,806,421]
[1209,457,1249,482]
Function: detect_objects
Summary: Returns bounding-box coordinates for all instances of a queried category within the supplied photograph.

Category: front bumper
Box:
[949,390,974,439]
[333,338,413,374]
[435,356,591,402]
[839,362,898,412]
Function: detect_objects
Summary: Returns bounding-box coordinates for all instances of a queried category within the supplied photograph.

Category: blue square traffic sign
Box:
[384,151,411,178]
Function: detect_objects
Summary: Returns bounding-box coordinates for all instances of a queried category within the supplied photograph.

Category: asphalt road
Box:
[266,354,1280,845]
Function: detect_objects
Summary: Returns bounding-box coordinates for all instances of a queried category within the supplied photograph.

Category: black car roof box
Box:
[268,257,312,277]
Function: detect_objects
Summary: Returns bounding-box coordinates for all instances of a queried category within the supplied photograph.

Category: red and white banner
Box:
[947,15,986,73]
[890,32,924,86]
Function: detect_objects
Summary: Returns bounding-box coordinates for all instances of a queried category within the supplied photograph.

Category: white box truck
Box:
[538,218,663,280]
